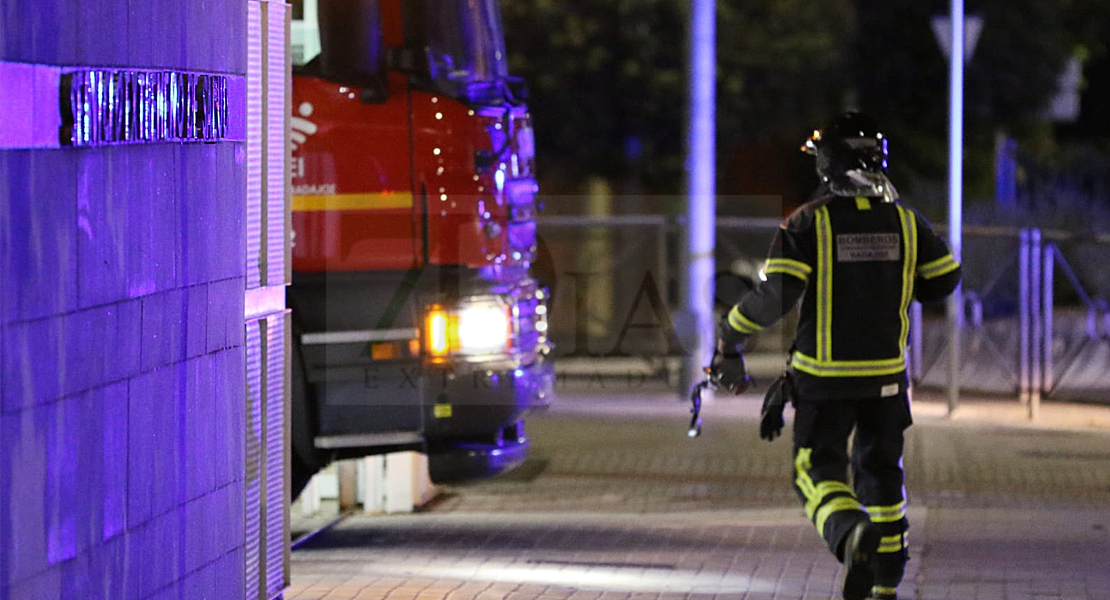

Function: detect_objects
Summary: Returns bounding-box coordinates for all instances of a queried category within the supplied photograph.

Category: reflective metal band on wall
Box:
[0,61,247,149]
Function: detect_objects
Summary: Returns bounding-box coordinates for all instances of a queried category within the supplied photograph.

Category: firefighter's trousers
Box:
[792,393,912,591]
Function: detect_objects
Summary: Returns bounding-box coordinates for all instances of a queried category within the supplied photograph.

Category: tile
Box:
[185,284,209,359]
[79,534,129,600]
[125,0,154,67]
[0,0,32,62]
[107,299,144,384]
[30,0,77,65]
[127,146,179,297]
[3,561,62,600]
[0,406,50,586]
[179,145,218,287]
[184,546,245,600]
[207,277,244,353]
[184,355,216,501]
[1,316,66,412]
[141,288,187,373]
[124,505,185,599]
[3,151,79,322]
[129,0,183,69]
[127,365,181,527]
[0,150,25,326]
[77,149,129,309]
[213,348,245,487]
[214,142,247,282]
[99,382,128,542]
[62,305,112,397]
[45,397,86,566]
[76,0,129,66]
[182,0,216,72]
[221,0,248,75]
[183,484,243,575]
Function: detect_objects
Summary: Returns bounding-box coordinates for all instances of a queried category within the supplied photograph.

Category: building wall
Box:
[0,1,287,598]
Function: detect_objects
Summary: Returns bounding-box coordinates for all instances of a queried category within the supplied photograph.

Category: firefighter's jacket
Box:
[727,195,962,400]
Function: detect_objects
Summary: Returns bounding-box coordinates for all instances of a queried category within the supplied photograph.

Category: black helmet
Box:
[802,112,891,197]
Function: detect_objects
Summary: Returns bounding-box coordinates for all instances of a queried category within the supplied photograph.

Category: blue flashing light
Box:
[495,168,506,193]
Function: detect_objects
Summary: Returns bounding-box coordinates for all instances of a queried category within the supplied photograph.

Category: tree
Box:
[853,0,1077,201]
[502,0,855,195]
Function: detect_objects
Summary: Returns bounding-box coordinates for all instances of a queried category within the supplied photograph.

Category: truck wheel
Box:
[290,323,326,500]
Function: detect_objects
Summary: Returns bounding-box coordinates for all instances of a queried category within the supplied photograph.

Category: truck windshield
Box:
[425,0,509,88]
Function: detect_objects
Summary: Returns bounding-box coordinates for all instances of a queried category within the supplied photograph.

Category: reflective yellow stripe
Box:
[805,481,855,520]
[896,205,917,361]
[792,351,906,378]
[873,586,898,595]
[797,448,865,535]
[293,192,415,212]
[794,448,817,507]
[855,197,872,210]
[815,207,833,362]
[727,309,755,334]
[877,532,909,553]
[918,254,960,279]
[815,497,865,538]
[866,501,907,523]
[764,258,812,282]
[728,306,763,334]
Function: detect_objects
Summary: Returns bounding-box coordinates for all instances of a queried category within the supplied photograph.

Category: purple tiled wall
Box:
[0,0,249,598]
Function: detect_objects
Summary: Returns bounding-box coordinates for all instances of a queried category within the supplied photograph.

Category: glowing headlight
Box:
[456,302,511,356]
[423,298,513,361]
[425,308,452,360]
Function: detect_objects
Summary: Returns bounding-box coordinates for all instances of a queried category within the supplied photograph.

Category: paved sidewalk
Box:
[288,387,1110,600]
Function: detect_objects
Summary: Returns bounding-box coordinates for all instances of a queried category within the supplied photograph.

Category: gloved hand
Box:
[711,342,752,394]
[759,374,792,441]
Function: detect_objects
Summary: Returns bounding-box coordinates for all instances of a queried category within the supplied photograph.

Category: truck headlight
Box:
[424,298,512,362]
[456,301,511,355]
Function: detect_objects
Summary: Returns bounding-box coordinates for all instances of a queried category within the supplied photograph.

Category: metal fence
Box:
[538,215,1110,407]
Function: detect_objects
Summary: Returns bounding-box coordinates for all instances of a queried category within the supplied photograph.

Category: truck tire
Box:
[290,322,327,500]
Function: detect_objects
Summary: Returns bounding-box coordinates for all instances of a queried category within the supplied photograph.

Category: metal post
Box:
[1019,229,1030,406]
[945,0,965,417]
[1029,230,1042,420]
[683,0,717,396]
[1041,242,1055,407]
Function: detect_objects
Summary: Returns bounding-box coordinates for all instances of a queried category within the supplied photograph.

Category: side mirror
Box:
[318,0,387,100]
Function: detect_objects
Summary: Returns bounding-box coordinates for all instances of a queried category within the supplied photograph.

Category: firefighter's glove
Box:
[759,374,793,441]
[711,342,751,395]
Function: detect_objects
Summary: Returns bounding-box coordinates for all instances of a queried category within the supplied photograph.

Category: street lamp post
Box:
[684,0,717,397]
[946,0,965,416]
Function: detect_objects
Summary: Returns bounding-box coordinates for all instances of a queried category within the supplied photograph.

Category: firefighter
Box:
[713,112,961,600]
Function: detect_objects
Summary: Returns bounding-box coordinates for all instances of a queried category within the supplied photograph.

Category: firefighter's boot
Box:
[840,522,880,600]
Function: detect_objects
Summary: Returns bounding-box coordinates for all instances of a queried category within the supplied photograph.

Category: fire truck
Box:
[288,0,552,496]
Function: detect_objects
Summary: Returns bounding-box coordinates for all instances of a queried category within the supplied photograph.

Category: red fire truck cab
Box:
[288,0,552,496]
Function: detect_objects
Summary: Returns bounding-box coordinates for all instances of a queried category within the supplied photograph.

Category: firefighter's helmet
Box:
[802,112,897,201]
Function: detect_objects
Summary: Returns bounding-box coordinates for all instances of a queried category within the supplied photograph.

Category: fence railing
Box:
[537,214,1110,410]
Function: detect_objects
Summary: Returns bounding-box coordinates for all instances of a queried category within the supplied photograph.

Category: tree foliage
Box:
[854,0,1085,196]
[502,0,854,194]
[502,0,1103,199]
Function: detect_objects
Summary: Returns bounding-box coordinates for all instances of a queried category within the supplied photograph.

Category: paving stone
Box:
[287,390,1110,600]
